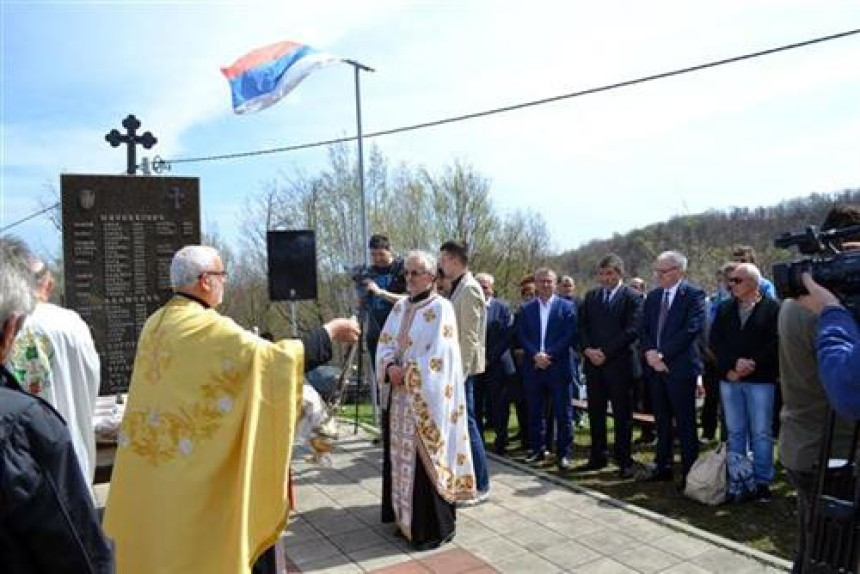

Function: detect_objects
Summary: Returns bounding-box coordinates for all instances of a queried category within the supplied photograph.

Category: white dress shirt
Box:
[538,294,556,352]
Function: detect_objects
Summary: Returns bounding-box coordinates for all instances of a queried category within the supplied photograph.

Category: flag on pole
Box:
[221,41,339,114]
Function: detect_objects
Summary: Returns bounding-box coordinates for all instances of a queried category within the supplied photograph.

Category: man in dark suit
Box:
[639,250,707,484]
[475,273,516,455]
[578,254,642,478]
[517,268,577,470]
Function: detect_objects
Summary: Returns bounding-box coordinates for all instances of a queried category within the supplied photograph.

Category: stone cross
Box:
[167,186,185,209]
[105,115,157,175]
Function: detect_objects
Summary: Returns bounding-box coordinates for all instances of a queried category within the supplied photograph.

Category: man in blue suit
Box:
[639,251,707,484]
[517,268,577,470]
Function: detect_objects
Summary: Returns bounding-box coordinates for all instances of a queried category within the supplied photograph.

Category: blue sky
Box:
[2,1,859,260]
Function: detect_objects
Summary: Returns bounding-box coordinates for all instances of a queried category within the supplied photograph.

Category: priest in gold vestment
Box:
[104,246,358,574]
[376,250,476,551]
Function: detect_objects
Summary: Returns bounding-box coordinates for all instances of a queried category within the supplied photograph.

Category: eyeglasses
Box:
[404,269,431,278]
[728,277,745,285]
[199,270,228,279]
[653,266,678,275]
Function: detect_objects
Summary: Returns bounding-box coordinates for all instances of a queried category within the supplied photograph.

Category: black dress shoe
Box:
[523,451,545,464]
[639,466,673,482]
[558,457,572,471]
[575,460,607,472]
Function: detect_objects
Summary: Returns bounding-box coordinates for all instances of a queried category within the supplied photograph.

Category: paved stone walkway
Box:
[281,428,791,573]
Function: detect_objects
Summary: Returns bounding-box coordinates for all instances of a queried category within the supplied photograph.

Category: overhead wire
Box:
[3,27,859,233]
[165,28,860,166]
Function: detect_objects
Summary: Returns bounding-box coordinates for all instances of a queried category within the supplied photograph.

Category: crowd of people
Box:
[1,204,859,573]
[364,205,860,571]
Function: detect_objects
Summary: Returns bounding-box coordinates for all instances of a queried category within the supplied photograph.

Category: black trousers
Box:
[700,361,725,440]
[252,547,277,574]
[410,454,456,546]
[785,468,815,574]
[634,376,655,439]
[585,370,634,467]
[650,373,699,475]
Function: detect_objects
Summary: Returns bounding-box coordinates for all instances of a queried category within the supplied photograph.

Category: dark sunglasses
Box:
[728,277,744,285]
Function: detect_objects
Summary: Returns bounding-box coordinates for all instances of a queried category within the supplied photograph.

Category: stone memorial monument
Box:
[61,174,200,394]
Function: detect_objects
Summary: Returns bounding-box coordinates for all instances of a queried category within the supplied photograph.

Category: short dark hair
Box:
[598,253,625,275]
[731,245,757,263]
[821,205,860,244]
[520,274,535,287]
[369,234,391,251]
[439,240,469,265]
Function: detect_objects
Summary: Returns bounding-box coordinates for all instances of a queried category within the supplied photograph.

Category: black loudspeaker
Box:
[267,230,318,301]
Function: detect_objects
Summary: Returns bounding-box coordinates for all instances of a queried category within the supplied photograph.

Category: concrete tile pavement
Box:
[282,428,792,573]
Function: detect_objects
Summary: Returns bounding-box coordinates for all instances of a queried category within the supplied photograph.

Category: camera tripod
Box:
[803,411,859,573]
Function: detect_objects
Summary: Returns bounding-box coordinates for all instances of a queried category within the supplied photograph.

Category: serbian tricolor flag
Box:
[221,41,339,114]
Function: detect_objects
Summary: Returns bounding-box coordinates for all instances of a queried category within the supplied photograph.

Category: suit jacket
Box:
[709,296,780,383]
[517,296,576,382]
[449,271,487,376]
[484,297,515,376]
[579,284,642,380]
[639,280,707,381]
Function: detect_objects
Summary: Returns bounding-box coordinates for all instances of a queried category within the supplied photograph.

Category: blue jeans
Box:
[720,381,775,485]
[465,376,490,492]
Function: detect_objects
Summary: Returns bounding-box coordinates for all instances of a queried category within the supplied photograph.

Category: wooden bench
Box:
[572,398,655,424]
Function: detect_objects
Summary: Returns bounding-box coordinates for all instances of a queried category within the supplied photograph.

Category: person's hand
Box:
[653,360,669,373]
[584,348,605,366]
[727,369,740,382]
[324,317,360,344]
[364,279,380,296]
[735,358,755,377]
[798,272,842,315]
[387,364,404,386]
[645,349,662,369]
[534,352,552,369]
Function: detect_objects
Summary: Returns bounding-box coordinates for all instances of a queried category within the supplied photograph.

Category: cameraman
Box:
[362,234,406,365]
[778,205,860,573]
[798,272,860,420]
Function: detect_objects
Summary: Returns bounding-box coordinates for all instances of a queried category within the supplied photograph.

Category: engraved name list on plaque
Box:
[61,174,200,395]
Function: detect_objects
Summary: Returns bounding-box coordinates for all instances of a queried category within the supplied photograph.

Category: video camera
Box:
[772,224,860,319]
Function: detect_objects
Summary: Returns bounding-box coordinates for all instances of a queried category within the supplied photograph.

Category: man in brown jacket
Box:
[439,240,489,500]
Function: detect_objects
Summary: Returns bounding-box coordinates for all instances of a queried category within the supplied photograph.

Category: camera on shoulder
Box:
[772,224,860,318]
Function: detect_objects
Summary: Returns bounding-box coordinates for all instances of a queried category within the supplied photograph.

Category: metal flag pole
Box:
[343,58,377,434]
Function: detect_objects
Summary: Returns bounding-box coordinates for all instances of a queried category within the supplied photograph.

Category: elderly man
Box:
[376,251,476,550]
[517,268,576,470]
[475,272,515,455]
[0,236,113,573]
[710,263,780,502]
[9,256,100,484]
[639,251,707,485]
[104,245,358,574]
[439,240,490,500]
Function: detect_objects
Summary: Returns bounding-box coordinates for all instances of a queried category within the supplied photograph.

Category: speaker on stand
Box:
[267,230,317,336]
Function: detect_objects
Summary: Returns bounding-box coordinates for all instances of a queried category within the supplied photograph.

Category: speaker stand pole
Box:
[344,58,379,434]
[290,302,298,337]
[289,289,298,337]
